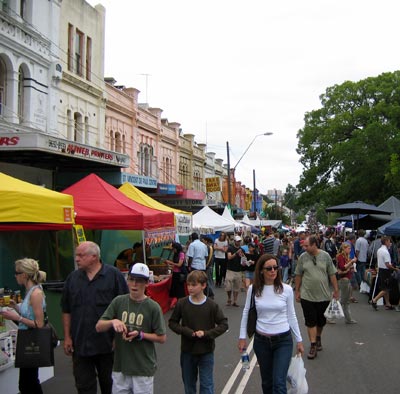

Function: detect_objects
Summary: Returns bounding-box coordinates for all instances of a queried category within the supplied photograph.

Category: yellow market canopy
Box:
[119,182,192,235]
[0,172,74,230]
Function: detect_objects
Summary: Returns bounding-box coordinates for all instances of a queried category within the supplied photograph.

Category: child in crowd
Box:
[96,263,166,394]
[169,270,228,394]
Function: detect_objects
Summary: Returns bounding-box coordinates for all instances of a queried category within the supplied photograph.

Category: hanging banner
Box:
[144,227,176,248]
[175,214,192,236]
[73,225,86,244]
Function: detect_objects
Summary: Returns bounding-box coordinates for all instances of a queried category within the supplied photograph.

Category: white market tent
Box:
[221,206,251,232]
[193,206,235,233]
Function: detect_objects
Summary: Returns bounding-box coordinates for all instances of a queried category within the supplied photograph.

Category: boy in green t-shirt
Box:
[169,270,228,393]
[96,263,166,394]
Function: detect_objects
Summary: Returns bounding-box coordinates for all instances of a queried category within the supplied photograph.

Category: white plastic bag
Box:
[359,281,370,294]
[287,355,308,394]
[324,298,344,320]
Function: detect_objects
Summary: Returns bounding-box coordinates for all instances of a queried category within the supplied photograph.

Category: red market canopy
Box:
[62,174,174,230]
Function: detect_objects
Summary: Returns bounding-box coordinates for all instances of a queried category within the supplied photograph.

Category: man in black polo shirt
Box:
[61,241,128,394]
[225,235,244,307]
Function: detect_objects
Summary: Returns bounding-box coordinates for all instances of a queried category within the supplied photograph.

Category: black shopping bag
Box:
[15,327,54,368]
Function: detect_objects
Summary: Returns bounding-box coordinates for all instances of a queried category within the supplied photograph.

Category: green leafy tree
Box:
[297,71,400,207]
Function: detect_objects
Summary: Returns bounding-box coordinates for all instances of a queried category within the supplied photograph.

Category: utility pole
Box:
[226,141,231,210]
[253,169,256,217]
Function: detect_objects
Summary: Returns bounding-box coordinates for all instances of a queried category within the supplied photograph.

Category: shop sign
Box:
[121,173,157,188]
[0,132,130,167]
[206,177,221,192]
[158,183,177,194]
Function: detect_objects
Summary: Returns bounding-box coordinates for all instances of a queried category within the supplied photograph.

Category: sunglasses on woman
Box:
[263,266,279,272]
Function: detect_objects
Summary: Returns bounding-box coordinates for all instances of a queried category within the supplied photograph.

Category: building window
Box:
[115,132,122,153]
[17,66,24,122]
[179,161,189,189]
[110,130,114,151]
[67,110,73,139]
[139,143,154,176]
[75,29,84,76]
[84,116,89,144]
[193,169,202,191]
[20,0,26,19]
[0,58,6,116]
[74,112,83,142]
[86,36,92,81]
[67,24,74,71]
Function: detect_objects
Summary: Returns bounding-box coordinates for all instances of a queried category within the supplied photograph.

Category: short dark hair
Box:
[187,270,207,285]
[191,232,199,240]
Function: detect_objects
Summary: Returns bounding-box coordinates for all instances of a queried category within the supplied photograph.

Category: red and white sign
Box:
[0,132,130,167]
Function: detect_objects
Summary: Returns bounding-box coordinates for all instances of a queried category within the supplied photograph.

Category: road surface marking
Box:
[221,338,254,394]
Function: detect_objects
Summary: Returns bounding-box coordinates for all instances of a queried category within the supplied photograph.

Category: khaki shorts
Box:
[225,270,242,292]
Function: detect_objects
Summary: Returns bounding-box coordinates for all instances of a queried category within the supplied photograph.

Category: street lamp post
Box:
[226,132,273,212]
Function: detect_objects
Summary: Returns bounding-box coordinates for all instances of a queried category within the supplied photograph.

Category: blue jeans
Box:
[180,352,214,394]
[355,262,366,286]
[253,331,293,394]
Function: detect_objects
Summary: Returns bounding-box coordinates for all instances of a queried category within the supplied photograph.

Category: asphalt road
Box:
[42,285,400,394]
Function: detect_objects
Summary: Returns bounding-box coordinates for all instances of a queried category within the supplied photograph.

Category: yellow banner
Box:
[206,177,221,192]
[74,225,86,244]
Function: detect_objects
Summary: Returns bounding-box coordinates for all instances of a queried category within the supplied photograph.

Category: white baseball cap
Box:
[234,235,242,242]
[129,263,150,279]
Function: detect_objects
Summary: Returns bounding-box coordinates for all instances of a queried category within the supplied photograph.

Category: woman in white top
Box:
[238,254,304,394]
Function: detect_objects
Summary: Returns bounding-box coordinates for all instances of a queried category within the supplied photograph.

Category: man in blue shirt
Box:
[187,232,208,271]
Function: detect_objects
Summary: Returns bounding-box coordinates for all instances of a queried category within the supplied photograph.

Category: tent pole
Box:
[142,231,146,264]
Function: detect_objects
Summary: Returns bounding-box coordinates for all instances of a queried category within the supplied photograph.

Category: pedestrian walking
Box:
[0,258,47,394]
[96,263,166,394]
[295,235,339,359]
[238,254,304,394]
[214,232,228,287]
[336,243,357,324]
[61,241,129,394]
[169,270,228,394]
[371,236,396,310]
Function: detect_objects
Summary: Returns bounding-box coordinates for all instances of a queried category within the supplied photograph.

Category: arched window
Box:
[139,143,154,176]
[110,130,114,151]
[0,58,6,116]
[115,132,122,153]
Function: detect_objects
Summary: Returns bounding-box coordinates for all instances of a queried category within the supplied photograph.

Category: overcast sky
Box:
[88,0,400,194]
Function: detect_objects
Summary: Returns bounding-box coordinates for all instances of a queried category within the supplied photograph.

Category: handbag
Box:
[44,311,60,348]
[246,287,257,338]
[15,326,54,368]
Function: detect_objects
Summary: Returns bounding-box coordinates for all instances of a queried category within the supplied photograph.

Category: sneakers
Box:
[345,319,357,324]
[316,337,322,351]
[395,306,400,312]
[326,318,336,324]
[307,344,318,360]
[371,301,378,311]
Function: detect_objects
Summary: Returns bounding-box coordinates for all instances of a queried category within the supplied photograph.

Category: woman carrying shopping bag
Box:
[0,258,47,394]
[336,244,357,324]
[238,254,304,394]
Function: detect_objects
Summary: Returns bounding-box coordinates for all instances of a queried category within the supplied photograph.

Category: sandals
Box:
[385,305,394,310]
[232,302,239,307]
[226,300,232,306]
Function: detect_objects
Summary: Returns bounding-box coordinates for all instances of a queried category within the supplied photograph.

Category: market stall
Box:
[0,172,75,392]
[62,174,177,311]
[192,206,235,234]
